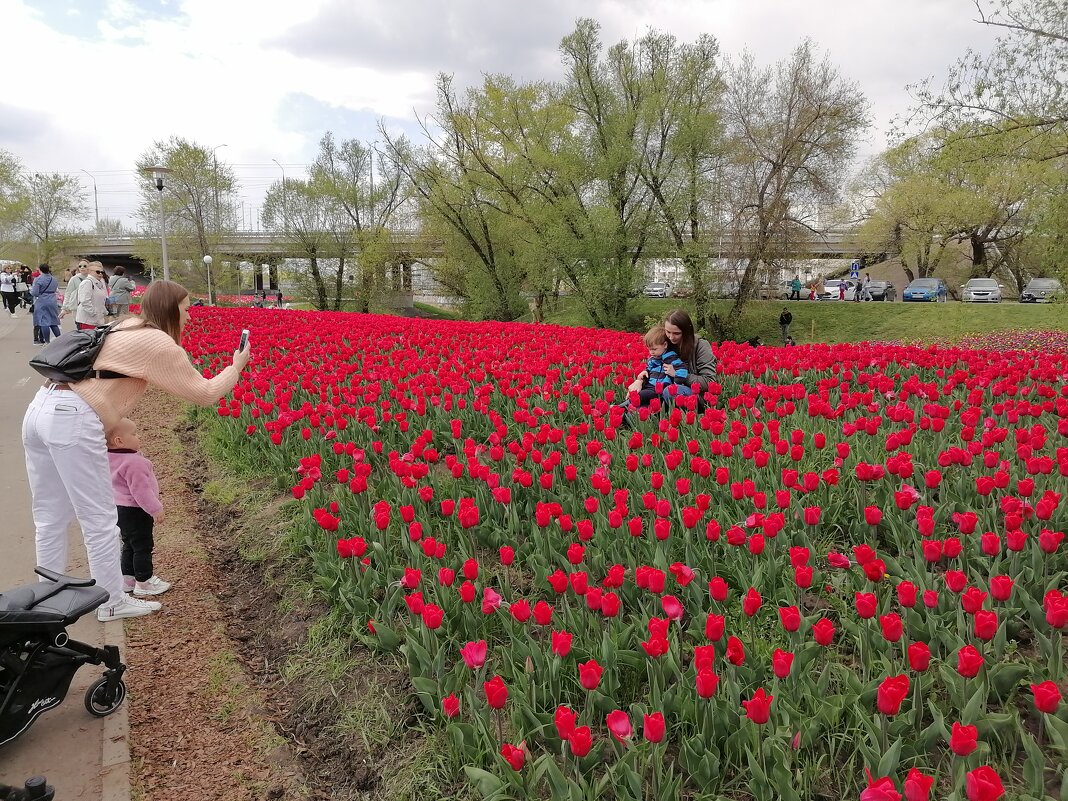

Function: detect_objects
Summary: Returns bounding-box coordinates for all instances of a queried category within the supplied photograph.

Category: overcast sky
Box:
[1,0,999,228]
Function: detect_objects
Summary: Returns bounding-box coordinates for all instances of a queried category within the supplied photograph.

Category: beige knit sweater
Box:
[72,319,241,433]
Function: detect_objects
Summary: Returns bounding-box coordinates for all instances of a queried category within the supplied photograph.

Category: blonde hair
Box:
[643,325,668,348]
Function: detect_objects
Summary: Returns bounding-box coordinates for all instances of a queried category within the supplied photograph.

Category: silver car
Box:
[961,278,1003,303]
[1020,278,1063,303]
[643,281,672,298]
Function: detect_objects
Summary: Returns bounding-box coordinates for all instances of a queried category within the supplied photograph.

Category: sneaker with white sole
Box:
[133,576,171,596]
[97,594,161,622]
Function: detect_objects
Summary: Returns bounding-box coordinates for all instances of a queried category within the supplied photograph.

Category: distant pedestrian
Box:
[860,273,873,302]
[0,265,19,317]
[61,261,89,328]
[76,262,108,329]
[784,335,796,346]
[108,266,136,316]
[779,307,792,342]
[789,275,802,301]
[839,282,846,301]
[30,264,62,344]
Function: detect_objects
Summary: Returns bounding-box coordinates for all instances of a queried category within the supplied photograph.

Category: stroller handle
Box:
[34,567,96,588]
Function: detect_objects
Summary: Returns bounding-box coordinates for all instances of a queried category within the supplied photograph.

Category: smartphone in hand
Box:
[239,329,250,352]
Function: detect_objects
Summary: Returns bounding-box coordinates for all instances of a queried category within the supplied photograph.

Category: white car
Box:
[961,278,1003,303]
[817,279,858,301]
[643,281,672,298]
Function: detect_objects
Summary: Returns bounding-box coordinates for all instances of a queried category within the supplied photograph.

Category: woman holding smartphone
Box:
[22,280,252,621]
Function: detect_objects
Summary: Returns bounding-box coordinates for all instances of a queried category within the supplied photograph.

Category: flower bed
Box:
[185,308,1067,801]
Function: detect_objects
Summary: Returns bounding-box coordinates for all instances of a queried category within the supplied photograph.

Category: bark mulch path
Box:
[121,390,302,801]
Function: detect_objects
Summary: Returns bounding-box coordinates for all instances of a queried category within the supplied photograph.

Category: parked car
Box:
[961,277,1003,303]
[817,279,858,301]
[902,278,948,302]
[868,280,897,302]
[643,281,672,298]
[1019,277,1063,303]
[758,280,793,301]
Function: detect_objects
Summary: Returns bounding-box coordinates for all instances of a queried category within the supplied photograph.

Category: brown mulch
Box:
[122,390,302,801]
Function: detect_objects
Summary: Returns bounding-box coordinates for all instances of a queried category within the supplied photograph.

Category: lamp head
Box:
[203,255,212,266]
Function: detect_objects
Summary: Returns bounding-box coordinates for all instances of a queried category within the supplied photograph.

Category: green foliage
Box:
[544,295,1068,345]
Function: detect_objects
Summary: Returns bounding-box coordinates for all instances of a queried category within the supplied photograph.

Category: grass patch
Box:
[543,296,1068,344]
[413,301,461,320]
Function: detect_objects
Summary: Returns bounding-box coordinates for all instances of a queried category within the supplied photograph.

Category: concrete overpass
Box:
[64,226,862,266]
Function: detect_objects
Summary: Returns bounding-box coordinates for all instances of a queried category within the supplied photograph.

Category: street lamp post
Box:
[142,166,172,281]
[271,159,287,223]
[210,144,227,234]
[203,255,214,305]
[81,169,99,232]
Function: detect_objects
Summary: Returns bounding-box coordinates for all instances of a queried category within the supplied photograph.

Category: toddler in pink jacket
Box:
[108,418,170,597]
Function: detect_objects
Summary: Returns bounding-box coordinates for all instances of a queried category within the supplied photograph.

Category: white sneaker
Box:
[133,576,171,596]
[97,594,161,621]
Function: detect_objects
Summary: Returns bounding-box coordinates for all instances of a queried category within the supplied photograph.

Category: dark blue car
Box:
[902,278,947,302]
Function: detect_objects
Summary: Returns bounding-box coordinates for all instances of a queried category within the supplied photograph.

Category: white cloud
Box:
[0,0,1000,226]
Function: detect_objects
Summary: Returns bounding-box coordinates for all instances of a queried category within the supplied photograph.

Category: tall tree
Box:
[720,41,869,332]
[15,171,87,262]
[311,132,410,312]
[261,177,341,311]
[909,0,1067,162]
[0,150,25,259]
[134,137,238,295]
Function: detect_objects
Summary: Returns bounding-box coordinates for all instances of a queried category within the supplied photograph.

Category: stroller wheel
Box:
[84,676,127,717]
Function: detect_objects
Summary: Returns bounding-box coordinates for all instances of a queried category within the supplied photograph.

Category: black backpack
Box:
[28,323,127,383]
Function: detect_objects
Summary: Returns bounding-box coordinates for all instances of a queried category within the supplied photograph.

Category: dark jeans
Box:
[789,290,800,300]
[1,292,18,314]
[117,506,155,581]
[39,324,61,343]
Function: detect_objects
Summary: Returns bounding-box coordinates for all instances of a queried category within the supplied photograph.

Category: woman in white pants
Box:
[23,280,251,620]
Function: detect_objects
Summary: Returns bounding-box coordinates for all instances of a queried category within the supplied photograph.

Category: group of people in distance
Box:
[22,279,251,620]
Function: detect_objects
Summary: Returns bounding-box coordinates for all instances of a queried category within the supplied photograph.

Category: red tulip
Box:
[695,669,719,698]
[705,613,725,641]
[726,636,745,665]
[877,674,910,715]
[568,725,593,757]
[741,688,773,724]
[500,742,525,771]
[642,712,666,743]
[1031,680,1062,713]
[907,641,931,672]
[803,506,822,525]
[950,722,978,755]
[551,629,573,658]
[554,705,577,739]
[606,710,632,742]
[743,587,763,617]
[772,648,794,678]
[578,659,604,690]
[964,766,1004,801]
[442,693,460,718]
[779,605,801,632]
[708,576,728,601]
[864,506,883,526]
[499,545,515,565]
[897,581,918,608]
[879,613,903,643]
[903,768,933,801]
[861,772,901,801]
[483,675,508,709]
[855,592,878,619]
[989,575,1014,602]
[661,594,684,620]
[957,645,984,678]
[812,618,835,646]
[973,609,998,641]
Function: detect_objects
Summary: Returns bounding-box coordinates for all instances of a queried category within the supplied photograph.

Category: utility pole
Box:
[81,169,99,232]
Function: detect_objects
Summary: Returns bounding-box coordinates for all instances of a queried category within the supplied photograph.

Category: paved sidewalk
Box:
[0,312,130,801]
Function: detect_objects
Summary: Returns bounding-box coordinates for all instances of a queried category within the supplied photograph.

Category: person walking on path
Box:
[1,265,20,317]
[60,261,89,327]
[22,279,252,621]
[107,266,136,317]
[30,264,62,344]
[789,275,802,301]
[779,307,793,343]
[75,262,108,329]
[860,273,874,302]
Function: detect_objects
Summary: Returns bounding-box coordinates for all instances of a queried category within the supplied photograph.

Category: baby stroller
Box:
[0,567,127,748]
